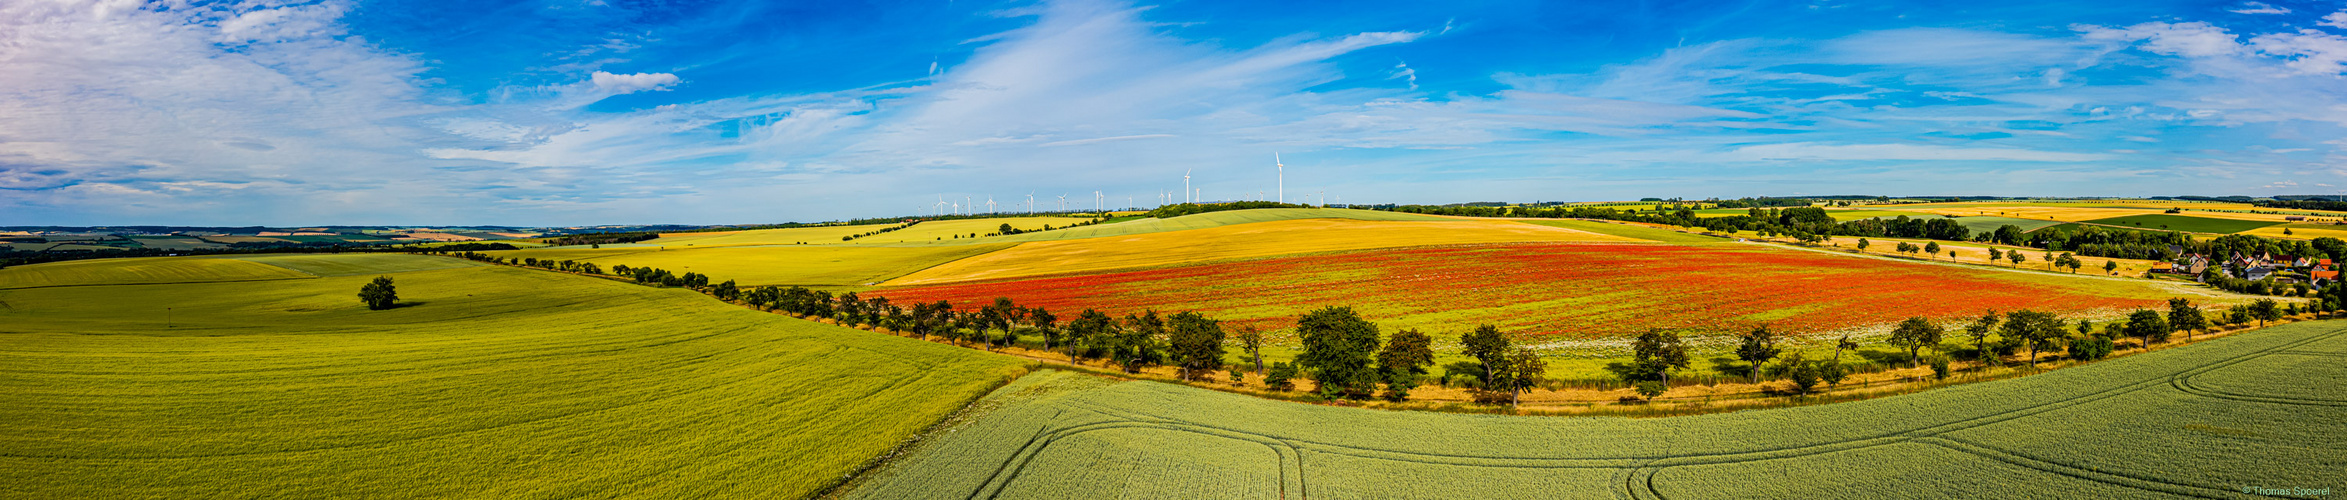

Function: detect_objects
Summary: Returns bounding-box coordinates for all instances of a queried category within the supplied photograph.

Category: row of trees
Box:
[841,220,919,241]
[537,232,658,247]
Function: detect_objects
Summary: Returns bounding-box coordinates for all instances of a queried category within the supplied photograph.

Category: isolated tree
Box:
[1924,241,1941,259]
[1888,317,1945,366]
[1630,329,1691,385]
[1459,324,1512,385]
[2167,298,2209,342]
[1376,328,1435,401]
[1964,311,2001,363]
[2123,308,2170,349]
[1988,248,2004,265]
[1296,306,1382,399]
[357,276,399,310]
[1494,346,1549,407]
[1734,325,1783,384]
[1856,238,1871,251]
[1999,310,2064,368]
[2104,260,2119,275]
[2249,298,2282,328]
[1167,311,1226,381]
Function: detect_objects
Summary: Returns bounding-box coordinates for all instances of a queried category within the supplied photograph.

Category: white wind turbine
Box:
[964,196,972,216]
[1027,192,1036,214]
[934,195,947,216]
[1095,191,1103,213]
[987,196,996,214]
[1057,194,1067,212]
[1183,170,1192,203]
[1275,152,1284,204]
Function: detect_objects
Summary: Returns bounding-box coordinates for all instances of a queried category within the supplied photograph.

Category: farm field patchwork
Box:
[844,321,2347,499]
[225,253,487,276]
[2244,223,2347,241]
[1514,219,1731,243]
[885,218,1640,286]
[495,243,1016,286]
[2084,214,2284,234]
[0,256,313,289]
[0,256,1026,497]
[873,242,2176,343]
[1941,215,2064,234]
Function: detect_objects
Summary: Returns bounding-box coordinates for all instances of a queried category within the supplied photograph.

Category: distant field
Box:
[2244,223,2347,241]
[873,242,2173,343]
[126,236,226,250]
[885,218,1637,286]
[495,244,1015,286]
[1516,219,1730,243]
[847,322,2347,498]
[0,257,1025,497]
[1945,216,2064,234]
[2084,214,2283,234]
[224,253,486,277]
[197,235,293,244]
[0,257,312,289]
[1823,209,1943,221]
[952,209,1458,245]
[647,217,1082,247]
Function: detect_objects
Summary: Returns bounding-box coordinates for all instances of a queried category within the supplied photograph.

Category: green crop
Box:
[0,254,1025,498]
[849,321,2347,498]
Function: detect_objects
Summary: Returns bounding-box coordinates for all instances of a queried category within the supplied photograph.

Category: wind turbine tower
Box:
[1184,170,1192,204]
[1276,153,1284,204]
[987,197,996,214]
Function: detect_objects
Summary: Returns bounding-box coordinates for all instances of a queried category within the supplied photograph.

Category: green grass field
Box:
[0,256,314,289]
[0,255,1027,497]
[1945,215,2064,234]
[2085,214,2285,234]
[847,321,2347,498]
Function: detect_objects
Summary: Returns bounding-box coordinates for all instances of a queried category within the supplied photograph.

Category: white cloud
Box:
[1039,134,1176,147]
[2228,2,2289,14]
[2324,11,2347,29]
[2078,22,2242,58]
[590,71,681,94]
[2249,30,2347,75]
[216,1,352,44]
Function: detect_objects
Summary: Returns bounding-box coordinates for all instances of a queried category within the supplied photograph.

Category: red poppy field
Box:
[871,242,2174,340]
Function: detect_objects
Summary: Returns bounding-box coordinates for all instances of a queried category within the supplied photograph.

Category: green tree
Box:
[1030,307,1059,352]
[2007,251,2026,267]
[1113,311,1167,373]
[1734,325,1782,384]
[357,276,398,310]
[1630,329,1691,385]
[1988,247,2004,264]
[1459,324,1511,386]
[1855,238,1870,250]
[1999,310,2064,368]
[2103,260,2119,275]
[1924,241,1941,259]
[1494,346,1549,407]
[1964,311,2001,363]
[1234,325,1266,374]
[1888,317,1944,367]
[1295,306,1382,400]
[1166,311,1226,381]
[1376,328,1435,401]
[2167,298,2208,342]
[2249,298,2282,328]
[2123,308,2170,349]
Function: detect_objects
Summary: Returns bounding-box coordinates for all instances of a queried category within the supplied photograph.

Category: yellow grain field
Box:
[2244,224,2347,241]
[885,218,1641,286]
[645,217,1088,248]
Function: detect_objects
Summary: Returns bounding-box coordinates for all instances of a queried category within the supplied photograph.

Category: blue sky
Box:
[4,0,2346,226]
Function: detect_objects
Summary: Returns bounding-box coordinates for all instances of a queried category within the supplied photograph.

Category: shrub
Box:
[1633,381,1667,400]
[1929,356,1952,381]
[2069,336,2115,361]
[1264,362,1298,392]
